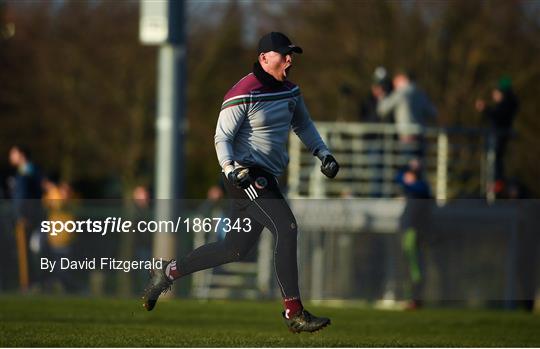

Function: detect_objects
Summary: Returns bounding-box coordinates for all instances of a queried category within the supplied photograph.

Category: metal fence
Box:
[288,122,498,203]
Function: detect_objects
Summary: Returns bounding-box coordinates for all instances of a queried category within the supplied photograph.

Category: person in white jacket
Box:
[377,70,437,150]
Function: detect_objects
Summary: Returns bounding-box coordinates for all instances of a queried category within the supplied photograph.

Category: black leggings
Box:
[177,168,300,298]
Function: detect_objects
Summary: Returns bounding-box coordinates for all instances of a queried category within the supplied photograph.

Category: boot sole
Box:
[288,320,331,333]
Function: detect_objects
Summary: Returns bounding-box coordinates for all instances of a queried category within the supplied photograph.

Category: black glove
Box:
[227,167,251,189]
[321,155,339,178]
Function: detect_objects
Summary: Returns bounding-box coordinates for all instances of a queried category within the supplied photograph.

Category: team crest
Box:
[255,176,268,190]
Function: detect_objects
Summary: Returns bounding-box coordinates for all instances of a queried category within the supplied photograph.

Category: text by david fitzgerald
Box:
[41,258,163,273]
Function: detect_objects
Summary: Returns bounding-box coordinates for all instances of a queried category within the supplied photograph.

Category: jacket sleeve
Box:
[377,90,403,119]
[291,95,330,159]
[214,102,247,169]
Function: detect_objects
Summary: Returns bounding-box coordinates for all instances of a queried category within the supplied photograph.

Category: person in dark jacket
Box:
[475,77,519,187]
[8,145,45,289]
[358,67,393,197]
[8,145,43,216]
[396,158,433,309]
[360,66,393,123]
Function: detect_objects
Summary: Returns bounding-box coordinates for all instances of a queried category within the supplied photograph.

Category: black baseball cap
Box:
[258,32,303,55]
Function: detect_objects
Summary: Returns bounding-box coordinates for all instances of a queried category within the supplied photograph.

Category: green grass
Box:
[0,295,539,347]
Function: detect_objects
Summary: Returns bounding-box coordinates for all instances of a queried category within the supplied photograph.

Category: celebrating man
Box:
[143,32,339,333]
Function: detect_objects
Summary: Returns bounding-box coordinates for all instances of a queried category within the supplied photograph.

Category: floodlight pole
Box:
[153,43,186,260]
[140,0,186,263]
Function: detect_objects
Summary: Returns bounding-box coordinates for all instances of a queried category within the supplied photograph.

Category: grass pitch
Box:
[0,295,539,347]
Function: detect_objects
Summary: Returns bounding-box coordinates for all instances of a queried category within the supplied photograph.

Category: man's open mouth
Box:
[285,66,292,77]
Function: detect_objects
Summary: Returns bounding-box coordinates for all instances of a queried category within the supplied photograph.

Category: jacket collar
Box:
[252,62,285,89]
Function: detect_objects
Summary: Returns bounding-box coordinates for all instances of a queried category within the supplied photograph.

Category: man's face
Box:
[371,84,385,99]
[393,74,409,90]
[492,89,503,103]
[9,147,23,167]
[260,51,293,81]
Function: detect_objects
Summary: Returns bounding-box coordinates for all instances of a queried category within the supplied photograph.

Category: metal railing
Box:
[288,122,498,203]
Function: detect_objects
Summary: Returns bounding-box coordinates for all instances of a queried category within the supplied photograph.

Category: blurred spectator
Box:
[360,66,393,123]
[475,77,519,190]
[7,145,45,291]
[8,145,43,217]
[131,184,152,256]
[358,67,393,197]
[396,158,433,309]
[0,172,15,291]
[133,185,151,210]
[42,178,62,209]
[58,181,78,202]
[131,185,153,290]
[396,158,431,199]
[198,183,226,240]
[207,184,225,203]
[377,70,437,156]
[42,177,76,292]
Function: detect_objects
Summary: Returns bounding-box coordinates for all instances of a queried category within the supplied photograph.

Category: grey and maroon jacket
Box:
[214,63,330,177]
